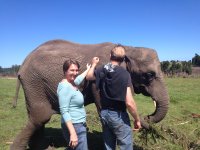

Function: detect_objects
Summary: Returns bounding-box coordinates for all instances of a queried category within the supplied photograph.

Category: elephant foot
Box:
[28,127,49,150]
[28,139,49,150]
[10,131,30,150]
[10,142,27,150]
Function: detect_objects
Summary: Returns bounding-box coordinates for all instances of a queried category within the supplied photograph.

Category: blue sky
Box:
[1,0,200,68]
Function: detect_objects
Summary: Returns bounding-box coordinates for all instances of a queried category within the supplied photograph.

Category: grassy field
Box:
[0,77,199,150]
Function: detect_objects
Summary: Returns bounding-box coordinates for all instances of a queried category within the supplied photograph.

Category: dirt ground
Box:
[192,67,200,75]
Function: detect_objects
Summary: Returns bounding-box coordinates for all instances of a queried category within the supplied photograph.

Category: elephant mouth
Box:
[133,85,150,96]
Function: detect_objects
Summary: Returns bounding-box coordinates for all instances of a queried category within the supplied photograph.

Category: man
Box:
[86,45,141,150]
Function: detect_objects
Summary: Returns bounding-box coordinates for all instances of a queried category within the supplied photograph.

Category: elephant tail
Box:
[12,75,21,108]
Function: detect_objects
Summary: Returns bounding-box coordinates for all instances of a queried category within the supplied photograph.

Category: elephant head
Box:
[124,47,169,128]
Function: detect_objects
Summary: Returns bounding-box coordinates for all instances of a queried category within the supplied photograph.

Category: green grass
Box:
[0,78,199,150]
[0,79,27,149]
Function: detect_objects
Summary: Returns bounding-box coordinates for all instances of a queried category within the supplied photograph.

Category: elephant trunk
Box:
[141,79,170,129]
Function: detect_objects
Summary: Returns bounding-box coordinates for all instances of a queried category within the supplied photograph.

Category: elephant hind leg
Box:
[10,120,36,150]
[27,105,54,149]
[28,125,49,150]
[11,117,53,150]
[11,107,53,150]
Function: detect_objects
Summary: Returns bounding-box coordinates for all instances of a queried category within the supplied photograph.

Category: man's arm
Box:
[125,87,141,130]
[86,57,99,80]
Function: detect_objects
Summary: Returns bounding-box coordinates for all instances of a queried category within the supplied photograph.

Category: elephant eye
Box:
[145,72,155,81]
[130,71,155,85]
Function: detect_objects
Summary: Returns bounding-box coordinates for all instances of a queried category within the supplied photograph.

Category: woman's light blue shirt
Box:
[57,75,86,124]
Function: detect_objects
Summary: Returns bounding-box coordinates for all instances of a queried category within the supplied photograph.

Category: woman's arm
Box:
[74,63,91,85]
[57,84,73,122]
[66,121,78,149]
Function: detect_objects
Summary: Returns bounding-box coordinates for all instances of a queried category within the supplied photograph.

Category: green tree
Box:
[192,53,200,66]
[170,61,177,75]
[0,66,2,73]
[175,62,182,73]
[161,61,170,74]
[11,65,20,75]
[183,61,192,75]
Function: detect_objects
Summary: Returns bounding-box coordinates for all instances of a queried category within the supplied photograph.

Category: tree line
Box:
[161,53,200,76]
[161,60,192,76]
[0,65,20,76]
[0,53,200,77]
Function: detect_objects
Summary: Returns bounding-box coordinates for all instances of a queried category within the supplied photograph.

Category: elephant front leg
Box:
[91,82,101,116]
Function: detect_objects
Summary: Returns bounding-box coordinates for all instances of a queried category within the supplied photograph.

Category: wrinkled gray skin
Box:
[11,40,169,150]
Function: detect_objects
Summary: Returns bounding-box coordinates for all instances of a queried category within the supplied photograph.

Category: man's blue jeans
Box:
[61,122,88,150]
[100,109,133,150]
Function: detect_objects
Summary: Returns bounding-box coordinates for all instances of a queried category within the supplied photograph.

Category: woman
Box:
[57,59,90,150]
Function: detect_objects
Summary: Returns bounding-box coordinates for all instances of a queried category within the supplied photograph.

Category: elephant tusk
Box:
[153,101,156,107]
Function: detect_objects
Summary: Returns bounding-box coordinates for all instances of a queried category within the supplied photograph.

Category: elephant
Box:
[11,39,169,149]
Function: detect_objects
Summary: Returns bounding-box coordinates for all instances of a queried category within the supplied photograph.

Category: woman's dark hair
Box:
[63,59,80,74]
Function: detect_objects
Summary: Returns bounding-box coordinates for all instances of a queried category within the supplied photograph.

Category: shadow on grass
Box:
[40,127,105,149]
[29,127,143,150]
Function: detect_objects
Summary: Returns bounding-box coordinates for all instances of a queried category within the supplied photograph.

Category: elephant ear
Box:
[124,55,138,73]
